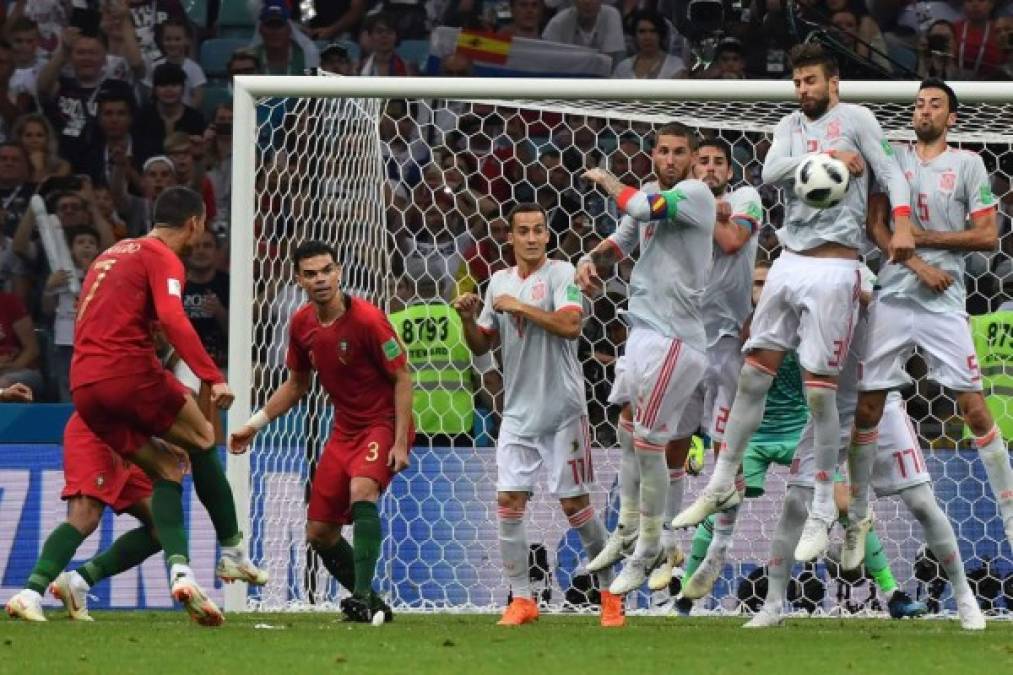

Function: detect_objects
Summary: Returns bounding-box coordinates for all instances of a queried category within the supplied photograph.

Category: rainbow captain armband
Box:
[616,186,685,221]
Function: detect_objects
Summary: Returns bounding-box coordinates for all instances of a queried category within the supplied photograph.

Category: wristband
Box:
[246,409,271,431]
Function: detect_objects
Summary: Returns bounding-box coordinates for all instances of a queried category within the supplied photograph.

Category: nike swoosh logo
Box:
[715,492,736,507]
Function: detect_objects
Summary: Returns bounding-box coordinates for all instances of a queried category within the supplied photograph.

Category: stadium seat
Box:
[202,86,232,119]
[201,38,251,80]
[218,0,257,38]
[396,39,430,68]
[185,0,209,28]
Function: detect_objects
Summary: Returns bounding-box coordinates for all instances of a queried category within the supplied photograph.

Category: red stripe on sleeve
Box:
[616,186,637,212]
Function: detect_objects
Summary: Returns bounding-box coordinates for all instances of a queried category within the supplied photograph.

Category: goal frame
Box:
[225,76,1011,612]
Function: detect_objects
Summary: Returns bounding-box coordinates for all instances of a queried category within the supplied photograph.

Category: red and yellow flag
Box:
[455,30,512,65]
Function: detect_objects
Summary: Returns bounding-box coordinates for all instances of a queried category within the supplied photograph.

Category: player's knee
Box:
[958,392,993,436]
[739,362,774,398]
[349,478,380,504]
[66,497,104,536]
[497,491,527,512]
[854,394,885,428]
[558,495,589,517]
[784,487,810,521]
[191,420,215,451]
[305,521,339,550]
[804,383,836,417]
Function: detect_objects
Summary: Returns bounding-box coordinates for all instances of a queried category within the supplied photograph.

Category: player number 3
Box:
[365,441,380,462]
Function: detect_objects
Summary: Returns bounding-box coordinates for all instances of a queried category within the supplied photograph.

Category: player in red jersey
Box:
[229,240,413,623]
[6,413,177,622]
[69,186,265,626]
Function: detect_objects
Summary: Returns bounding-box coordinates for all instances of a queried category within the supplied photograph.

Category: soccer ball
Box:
[793,154,850,208]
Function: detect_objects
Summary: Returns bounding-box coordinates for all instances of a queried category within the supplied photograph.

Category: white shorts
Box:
[608,354,632,406]
[860,298,982,392]
[496,415,593,498]
[745,251,861,377]
[788,394,931,497]
[627,326,707,446]
[680,334,743,442]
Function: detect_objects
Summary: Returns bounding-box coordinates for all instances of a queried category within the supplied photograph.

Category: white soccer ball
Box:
[793,154,850,209]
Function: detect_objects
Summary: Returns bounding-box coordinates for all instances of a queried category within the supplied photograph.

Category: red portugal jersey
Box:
[286,295,406,432]
[71,237,224,389]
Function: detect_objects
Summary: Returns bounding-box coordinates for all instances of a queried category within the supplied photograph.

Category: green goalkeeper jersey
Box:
[752,351,808,442]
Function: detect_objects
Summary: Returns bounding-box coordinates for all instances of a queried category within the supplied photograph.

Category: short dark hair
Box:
[697,138,732,164]
[629,10,669,48]
[919,77,959,114]
[292,240,338,269]
[227,49,261,73]
[789,43,839,78]
[155,17,192,48]
[153,186,205,229]
[507,202,547,229]
[365,13,397,36]
[97,88,135,113]
[654,122,698,150]
[65,225,100,247]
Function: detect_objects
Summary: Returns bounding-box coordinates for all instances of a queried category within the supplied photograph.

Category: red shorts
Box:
[72,370,189,457]
[61,413,153,513]
[307,424,414,525]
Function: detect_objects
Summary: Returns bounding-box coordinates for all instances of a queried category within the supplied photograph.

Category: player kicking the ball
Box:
[66,187,265,626]
[230,240,413,624]
[674,44,915,566]
[842,78,1013,570]
[455,203,622,627]
[579,123,716,597]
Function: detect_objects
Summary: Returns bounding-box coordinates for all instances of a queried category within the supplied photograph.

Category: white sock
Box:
[633,439,668,558]
[570,506,614,586]
[498,506,530,598]
[169,563,194,583]
[709,363,774,491]
[898,484,973,599]
[661,467,686,551]
[976,426,1013,533]
[712,504,740,552]
[806,381,841,522]
[618,418,640,533]
[69,570,91,592]
[848,427,879,522]
[763,486,811,613]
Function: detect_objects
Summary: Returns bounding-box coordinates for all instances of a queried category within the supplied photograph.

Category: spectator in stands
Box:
[304,0,367,41]
[0,382,32,401]
[320,42,356,75]
[164,131,216,222]
[145,18,206,109]
[13,114,71,185]
[112,154,177,235]
[397,201,470,301]
[0,142,34,238]
[100,0,146,84]
[133,62,206,164]
[37,29,135,170]
[359,13,416,76]
[203,104,233,236]
[253,0,321,75]
[92,181,128,240]
[823,0,892,72]
[954,0,1004,77]
[455,214,514,297]
[41,224,101,401]
[81,89,142,191]
[0,41,22,142]
[183,230,229,369]
[367,0,430,40]
[612,10,684,78]
[500,0,546,38]
[0,289,41,397]
[998,15,1013,78]
[7,18,44,112]
[711,37,747,78]
[7,0,67,58]
[542,0,627,66]
[918,19,962,78]
[127,0,187,64]
[380,99,430,188]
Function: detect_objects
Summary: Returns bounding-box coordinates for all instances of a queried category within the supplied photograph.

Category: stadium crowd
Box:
[0,0,1010,452]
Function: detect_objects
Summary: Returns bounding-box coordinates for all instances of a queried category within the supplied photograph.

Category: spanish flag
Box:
[455,30,512,65]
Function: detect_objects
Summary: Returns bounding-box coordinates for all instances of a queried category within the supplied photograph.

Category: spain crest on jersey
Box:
[826,120,841,140]
[531,278,546,301]
[939,170,956,192]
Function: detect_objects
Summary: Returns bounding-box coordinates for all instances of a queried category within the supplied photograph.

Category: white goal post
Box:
[226,77,1013,614]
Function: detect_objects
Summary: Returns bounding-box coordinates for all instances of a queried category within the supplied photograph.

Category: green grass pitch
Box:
[3,612,1011,674]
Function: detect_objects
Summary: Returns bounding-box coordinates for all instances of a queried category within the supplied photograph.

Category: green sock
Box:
[77,527,161,587]
[683,515,715,580]
[27,522,86,594]
[190,448,241,547]
[863,527,897,594]
[351,501,382,597]
[315,537,356,592]
[152,480,189,567]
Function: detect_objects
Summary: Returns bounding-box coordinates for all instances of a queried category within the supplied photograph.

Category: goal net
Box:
[227,78,1013,615]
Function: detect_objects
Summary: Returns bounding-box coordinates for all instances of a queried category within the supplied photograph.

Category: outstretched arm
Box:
[228,368,310,453]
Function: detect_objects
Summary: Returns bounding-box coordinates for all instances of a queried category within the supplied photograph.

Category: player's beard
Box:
[800,92,831,119]
[914,122,944,143]
[705,177,728,197]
